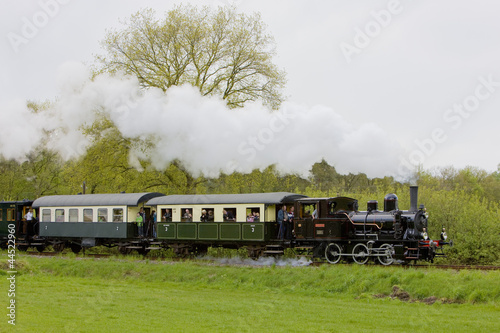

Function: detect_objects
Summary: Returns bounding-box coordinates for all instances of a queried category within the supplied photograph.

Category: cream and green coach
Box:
[146,192,306,256]
[32,192,163,252]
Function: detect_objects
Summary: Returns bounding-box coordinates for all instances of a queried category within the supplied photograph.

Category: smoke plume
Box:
[0,61,403,178]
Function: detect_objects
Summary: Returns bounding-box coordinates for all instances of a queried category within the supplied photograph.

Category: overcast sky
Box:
[1,0,499,179]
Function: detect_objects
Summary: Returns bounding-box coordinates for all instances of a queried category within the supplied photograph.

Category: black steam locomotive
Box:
[294,186,448,264]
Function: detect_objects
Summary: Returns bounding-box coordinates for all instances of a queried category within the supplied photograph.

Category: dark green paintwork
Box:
[155,222,271,242]
[220,223,240,240]
[39,222,136,238]
[242,224,264,240]
[157,223,176,239]
[198,224,218,240]
[38,221,274,242]
[177,223,197,239]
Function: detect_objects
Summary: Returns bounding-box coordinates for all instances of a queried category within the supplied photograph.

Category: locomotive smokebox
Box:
[410,186,418,212]
[384,193,398,211]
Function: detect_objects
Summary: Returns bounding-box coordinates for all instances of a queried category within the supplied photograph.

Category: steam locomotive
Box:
[293,186,448,264]
[1,186,450,264]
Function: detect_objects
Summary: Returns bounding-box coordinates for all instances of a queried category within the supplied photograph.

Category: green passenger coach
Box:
[32,192,164,253]
[146,192,306,256]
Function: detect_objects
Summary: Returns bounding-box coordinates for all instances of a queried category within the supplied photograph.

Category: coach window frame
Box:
[223,207,237,222]
[69,208,78,222]
[98,208,108,222]
[55,209,65,222]
[83,208,93,223]
[181,208,193,222]
[113,208,123,222]
[42,209,51,222]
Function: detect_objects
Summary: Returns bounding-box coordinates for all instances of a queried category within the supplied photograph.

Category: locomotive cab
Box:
[294,197,358,240]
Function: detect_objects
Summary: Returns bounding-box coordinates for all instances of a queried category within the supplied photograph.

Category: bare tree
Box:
[96,5,286,109]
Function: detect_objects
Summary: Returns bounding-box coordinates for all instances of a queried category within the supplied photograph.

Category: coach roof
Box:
[147,192,307,206]
[32,192,164,208]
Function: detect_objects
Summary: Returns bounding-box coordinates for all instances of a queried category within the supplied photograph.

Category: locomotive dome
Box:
[383,193,398,212]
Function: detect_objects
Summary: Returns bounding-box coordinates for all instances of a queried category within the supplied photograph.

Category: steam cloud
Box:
[0,61,404,178]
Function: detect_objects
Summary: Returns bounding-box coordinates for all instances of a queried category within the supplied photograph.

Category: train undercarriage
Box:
[14,235,446,266]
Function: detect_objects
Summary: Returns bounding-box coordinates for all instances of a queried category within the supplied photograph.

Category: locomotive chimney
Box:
[410,186,418,212]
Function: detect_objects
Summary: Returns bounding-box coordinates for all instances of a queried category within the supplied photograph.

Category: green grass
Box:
[1,254,499,332]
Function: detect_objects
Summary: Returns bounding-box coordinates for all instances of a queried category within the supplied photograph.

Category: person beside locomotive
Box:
[440,227,447,241]
[277,205,288,240]
[422,227,429,240]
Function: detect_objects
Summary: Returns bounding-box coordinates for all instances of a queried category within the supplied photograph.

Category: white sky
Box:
[1,0,499,178]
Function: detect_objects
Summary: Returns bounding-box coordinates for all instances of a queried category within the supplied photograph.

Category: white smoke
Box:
[202,255,312,267]
[0,61,404,178]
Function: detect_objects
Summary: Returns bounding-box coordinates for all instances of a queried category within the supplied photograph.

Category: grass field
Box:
[1,253,499,332]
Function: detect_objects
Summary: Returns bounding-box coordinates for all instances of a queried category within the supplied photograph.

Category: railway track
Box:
[308,261,500,270]
[20,251,500,270]
[25,251,111,258]
[409,264,500,271]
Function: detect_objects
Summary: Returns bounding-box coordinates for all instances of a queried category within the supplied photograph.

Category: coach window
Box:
[55,209,65,222]
[69,209,78,222]
[162,208,172,222]
[223,208,236,222]
[98,208,108,222]
[83,209,93,222]
[181,208,193,222]
[246,207,260,222]
[113,208,123,222]
[207,208,214,222]
[201,208,214,222]
[42,209,51,222]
